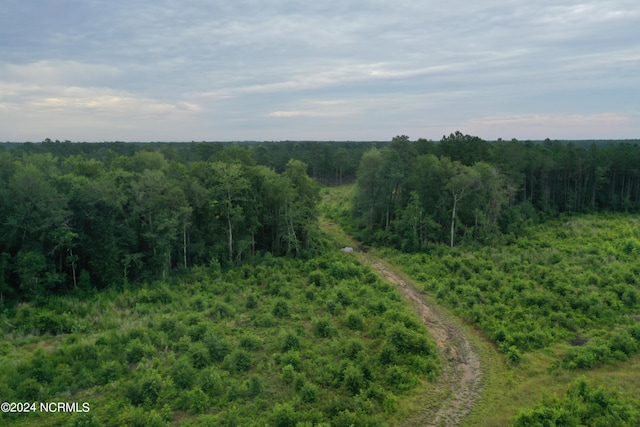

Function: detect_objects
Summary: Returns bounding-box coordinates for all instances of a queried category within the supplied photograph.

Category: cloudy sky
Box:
[1,1,639,142]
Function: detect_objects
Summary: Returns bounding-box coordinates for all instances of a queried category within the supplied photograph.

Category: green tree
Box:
[210,162,250,263]
[15,250,47,298]
[444,160,479,247]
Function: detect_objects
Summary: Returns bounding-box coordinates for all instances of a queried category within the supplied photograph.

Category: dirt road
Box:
[355,252,484,426]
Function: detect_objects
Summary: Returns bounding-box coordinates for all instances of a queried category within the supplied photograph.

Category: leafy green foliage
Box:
[382,215,640,364]
[513,379,640,426]
[0,147,321,302]
[345,136,640,248]
[0,252,439,425]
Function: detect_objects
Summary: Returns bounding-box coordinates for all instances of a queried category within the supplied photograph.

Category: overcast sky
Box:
[1,1,639,142]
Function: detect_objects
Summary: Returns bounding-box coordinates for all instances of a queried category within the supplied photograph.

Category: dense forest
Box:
[0,144,323,302]
[349,133,640,249]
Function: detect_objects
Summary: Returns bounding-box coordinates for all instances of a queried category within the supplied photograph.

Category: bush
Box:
[245,293,258,309]
[185,387,209,414]
[378,344,397,365]
[204,331,231,362]
[271,402,299,427]
[124,372,164,406]
[272,300,290,318]
[245,375,263,398]
[314,319,334,338]
[346,312,364,331]
[513,379,640,427]
[224,349,253,373]
[281,364,295,384]
[308,270,327,287]
[125,339,152,364]
[281,332,300,352]
[343,364,365,395]
[239,334,263,352]
[343,339,365,360]
[329,261,361,280]
[387,325,433,356]
[189,342,212,369]
[299,382,319,403]
[16,378,42,400]
[98,360,124,384]
[386,366,417,391]
[171,357,196,389]
[199,367,225,398]
[610,331,639,358]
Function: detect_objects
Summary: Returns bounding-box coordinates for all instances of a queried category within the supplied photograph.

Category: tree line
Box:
[3,139,380,185]
[0,146,320,302]
[353,133,640,249]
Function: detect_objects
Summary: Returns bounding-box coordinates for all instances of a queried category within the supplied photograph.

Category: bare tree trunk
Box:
[183,225,187,269]
[450,195,458,248]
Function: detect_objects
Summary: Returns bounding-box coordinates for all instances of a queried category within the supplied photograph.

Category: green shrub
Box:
[386,366,417,391]
[118,406,166,427]
[239,334,263,352]
[278,351,301,370]
[299,382,319,403]
[124,371,165,406]
[270,402,299,427]
[281,332,300,352]
[308,270,327,287]
[387,325,433,356]
[513,379,640,427]
[199,367,225,398]
[16,378,42,400]
[189,342,212,369]
[185,387,209,414]
[343,364,365,395]
[224,349,253,373]
[378,344,397,365]
[281,364,295,384]
[314,319,334,338]
[346,312,364,331]
[171,357,196,389]
[125,339,152,364]
[245,375,263,398]
[204,331,231,362]
[213,302,235,319]
[343,339,365,361]
[98,360,124,384]
[245,293,258,309]
[329,261,361,280]
[187,323,208,342]
[272,300,291,318]
[610,331,639,358]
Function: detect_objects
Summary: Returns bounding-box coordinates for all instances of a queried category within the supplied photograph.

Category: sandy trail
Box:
[322,217,484,426]
[355,252,484,427]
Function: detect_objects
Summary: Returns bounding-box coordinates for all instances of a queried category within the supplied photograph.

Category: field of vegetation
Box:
[0,252,440,426]
[384,215,640,365]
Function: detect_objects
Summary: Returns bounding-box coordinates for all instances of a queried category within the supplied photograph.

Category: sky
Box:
[1,0,639,142]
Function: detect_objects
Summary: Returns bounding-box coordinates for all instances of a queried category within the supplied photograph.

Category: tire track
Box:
[356,253,483,427]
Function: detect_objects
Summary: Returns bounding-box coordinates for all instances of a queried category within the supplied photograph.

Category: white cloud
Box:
[466,112,639,140]
[1,0,639,140]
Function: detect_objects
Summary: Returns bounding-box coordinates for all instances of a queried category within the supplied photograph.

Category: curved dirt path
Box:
[356,253,483,426]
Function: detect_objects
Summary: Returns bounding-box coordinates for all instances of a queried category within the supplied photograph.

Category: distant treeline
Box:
[1,139,386,185]
[351,133,640,249]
